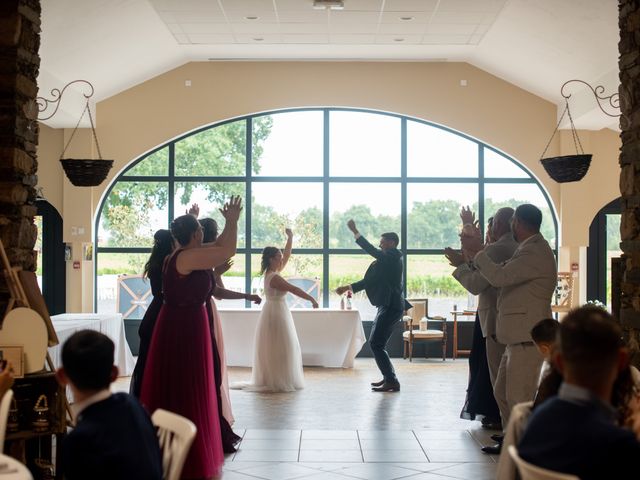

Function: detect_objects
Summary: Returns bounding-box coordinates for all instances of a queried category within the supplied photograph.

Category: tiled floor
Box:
[115,358,499,479]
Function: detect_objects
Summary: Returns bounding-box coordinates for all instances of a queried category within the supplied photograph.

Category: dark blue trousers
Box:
[369,304,404,382]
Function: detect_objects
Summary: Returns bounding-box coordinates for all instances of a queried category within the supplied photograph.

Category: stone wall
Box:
[619,0,640,365]
[0,0,41,314]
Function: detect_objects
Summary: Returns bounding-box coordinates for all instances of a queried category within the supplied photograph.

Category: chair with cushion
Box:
[508,445,579,480]
[402,299,447,361]
[285,277,320,308]
[152,409,197,480]
[0,389,14,449]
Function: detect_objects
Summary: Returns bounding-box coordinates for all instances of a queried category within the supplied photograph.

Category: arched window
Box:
[95,108,557,321]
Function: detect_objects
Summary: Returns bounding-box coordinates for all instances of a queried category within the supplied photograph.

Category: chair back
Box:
[0,389,14,449]
[117,274,152,320]
[286,277,320,308]
[152,409,197,480]
[551,272,574,313]
[405,300,426,328]
[508,445,579,480]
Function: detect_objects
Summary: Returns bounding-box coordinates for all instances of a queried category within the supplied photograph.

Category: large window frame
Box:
[94,108,558,312]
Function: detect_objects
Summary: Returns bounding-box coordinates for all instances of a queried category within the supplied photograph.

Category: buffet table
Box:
[219,308,365,368]
[49,313,136,376]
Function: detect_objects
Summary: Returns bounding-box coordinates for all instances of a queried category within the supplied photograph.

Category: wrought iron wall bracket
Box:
[35,79,95,121]
[560,79,621,118]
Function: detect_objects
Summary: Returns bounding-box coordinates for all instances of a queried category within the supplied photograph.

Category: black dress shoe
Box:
[370,379,385,387]
[481,443,502,455]
[372,382,400,392]
[490,434,504,443]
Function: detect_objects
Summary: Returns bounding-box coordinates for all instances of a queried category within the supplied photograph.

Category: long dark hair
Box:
[200,218,218,243]
[260,246,280,274]
[170,214,200,246]
[143,229,173,279]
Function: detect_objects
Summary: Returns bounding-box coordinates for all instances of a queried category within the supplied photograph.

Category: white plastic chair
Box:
[0,389,14,449]
[151,409,197,480]
[508,445,579,480]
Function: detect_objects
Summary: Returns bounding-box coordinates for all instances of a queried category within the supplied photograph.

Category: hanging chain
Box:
[540,98,584,159]
[60,100,104,160]
[540,101,568,159]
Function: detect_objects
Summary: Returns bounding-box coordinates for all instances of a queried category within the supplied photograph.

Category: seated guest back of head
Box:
[518,306,640,479]
[56,330,162,480]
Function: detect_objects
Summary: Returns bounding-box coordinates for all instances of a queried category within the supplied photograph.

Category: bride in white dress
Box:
[244,228,318,392]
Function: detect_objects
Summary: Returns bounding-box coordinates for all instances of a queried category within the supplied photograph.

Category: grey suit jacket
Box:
[452,233,519,338]
[473,233,557,345]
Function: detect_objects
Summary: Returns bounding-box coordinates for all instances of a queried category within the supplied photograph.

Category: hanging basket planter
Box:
[58,101,113,187]
[541,154,592,183]
[60,158,114,187]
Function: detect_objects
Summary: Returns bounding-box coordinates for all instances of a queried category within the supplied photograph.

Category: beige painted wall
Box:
[35,61,621,312]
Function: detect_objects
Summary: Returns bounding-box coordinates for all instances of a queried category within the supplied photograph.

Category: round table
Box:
[0,454,32,480]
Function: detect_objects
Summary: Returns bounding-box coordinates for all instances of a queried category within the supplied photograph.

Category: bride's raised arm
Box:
[269,273,318,308]
[279,228,293,272]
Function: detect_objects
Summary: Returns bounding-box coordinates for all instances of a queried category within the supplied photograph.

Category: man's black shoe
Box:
[370,379,385,387]
[481,443,502,455]
[490,434,504,443]
[371,382,400,392]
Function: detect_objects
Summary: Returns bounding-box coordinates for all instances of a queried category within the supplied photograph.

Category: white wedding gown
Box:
[238,271,305,392]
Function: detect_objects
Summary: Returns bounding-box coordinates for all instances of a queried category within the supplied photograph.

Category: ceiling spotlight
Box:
[394,38,405,42]
[400,16,413,21]
[245,16,259,20]
[313,0,344,10]
[253,37,264,41]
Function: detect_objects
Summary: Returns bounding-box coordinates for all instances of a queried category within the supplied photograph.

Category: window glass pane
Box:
[330,183,401,248]
[330,111,401,177]
[251,183,323,249]
[606,214,621,307]
[253,111,323,176]
[484,183,556,249]
[407,121,478,177]
[484,148,529,178]
[406,255,470,320]
[175,121,246,176]
[124,148,169,176]
[250,254,322,309]
[329,254,377,321]
[174,182,246,248]
[98,182,168,248]
[215,255,247,309]
[407,183,479,249]
[96,252,150,314]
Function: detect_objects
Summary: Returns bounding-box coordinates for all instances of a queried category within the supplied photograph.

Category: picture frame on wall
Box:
[83,243,93,261]
[0,345,25,378]
[64,244,72,262]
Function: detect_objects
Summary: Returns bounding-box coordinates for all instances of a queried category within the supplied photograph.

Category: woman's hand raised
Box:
[220,196,243,222]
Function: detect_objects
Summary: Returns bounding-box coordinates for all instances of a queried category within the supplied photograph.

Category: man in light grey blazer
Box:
[462,204,557,454]
[449,208,518,401]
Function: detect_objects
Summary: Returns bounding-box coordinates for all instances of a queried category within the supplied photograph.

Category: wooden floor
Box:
[116,358,499,479]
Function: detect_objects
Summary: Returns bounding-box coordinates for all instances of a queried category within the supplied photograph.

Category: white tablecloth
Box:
[219,308,365,368]
[49,313,136,376]
[0,454,33,480]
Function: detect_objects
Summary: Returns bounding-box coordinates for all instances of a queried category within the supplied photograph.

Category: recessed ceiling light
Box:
[253,37,264,41]
[245,16,259,20]
[313,0,344,10]
[400,16,413,21]
[394,38,405,42]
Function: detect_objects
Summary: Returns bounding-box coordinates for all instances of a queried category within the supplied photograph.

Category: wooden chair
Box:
[0,389,13,449]
[152,409,197,480]
[551,272,574,314]
[402,299,447,361]
[508,445,579,480]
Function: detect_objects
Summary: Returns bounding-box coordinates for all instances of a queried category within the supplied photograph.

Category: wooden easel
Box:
[0,239,71,420]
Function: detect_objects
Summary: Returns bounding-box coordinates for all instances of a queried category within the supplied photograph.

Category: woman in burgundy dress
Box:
[130,229,173,398]
[141,197,241,479]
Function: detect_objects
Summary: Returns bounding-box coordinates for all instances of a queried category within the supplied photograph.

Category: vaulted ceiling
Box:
[39,0,619,129]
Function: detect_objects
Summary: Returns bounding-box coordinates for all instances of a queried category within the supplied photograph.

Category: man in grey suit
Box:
[447,208,518,414]
[462,204,557,454]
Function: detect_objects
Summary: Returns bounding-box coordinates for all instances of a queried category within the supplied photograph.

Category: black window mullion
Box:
[245,117,253,307]
[478,144,484,233]
[401,117,408,300]
[322,109,330,308]
[168,143,175,223]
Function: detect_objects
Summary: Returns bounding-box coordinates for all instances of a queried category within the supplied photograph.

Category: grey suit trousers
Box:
[494,343,543,428]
